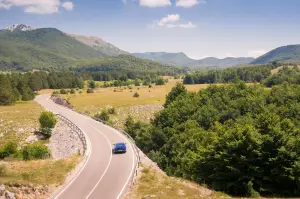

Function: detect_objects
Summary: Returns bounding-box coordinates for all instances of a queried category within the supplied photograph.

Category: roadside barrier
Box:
[56,114,88,156]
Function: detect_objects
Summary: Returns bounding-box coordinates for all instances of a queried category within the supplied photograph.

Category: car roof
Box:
[115,142,125,145]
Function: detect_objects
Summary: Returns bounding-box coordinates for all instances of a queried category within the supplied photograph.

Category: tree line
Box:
[263,66,300,87]
[0,72,84,105]
[183,64,281,84]
[125,82,300,197]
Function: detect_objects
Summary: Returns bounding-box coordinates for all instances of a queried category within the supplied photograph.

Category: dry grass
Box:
[38,89,54,95]
[59,79,217,115]
[0,155,81,185]
[0,101,43,147]
[125,165,229,199]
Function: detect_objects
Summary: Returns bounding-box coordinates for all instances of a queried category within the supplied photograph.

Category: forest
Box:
[263,66,300,87]
[125,82,300,197]
[183,63,282,84]
[0,72,84,105]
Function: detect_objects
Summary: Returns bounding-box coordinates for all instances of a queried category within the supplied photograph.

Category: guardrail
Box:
[92,117,141,188]
[56,114,88,156]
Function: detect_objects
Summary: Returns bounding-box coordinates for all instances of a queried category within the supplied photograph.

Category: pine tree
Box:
[0,75,15,105]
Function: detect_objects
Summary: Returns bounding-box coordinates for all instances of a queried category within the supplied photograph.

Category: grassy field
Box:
[59,79,218,115]
[125,165,229,199]
[0,101,43,147]
[0,155,81,185]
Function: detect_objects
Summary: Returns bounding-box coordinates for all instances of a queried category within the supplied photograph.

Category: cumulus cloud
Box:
[0,0,74,14]
[152,14,196,29]
[248,50,267,58]
[140,0,171,7]
[62,1,73,11]
[176,0,207,8]
[158,14,180,26]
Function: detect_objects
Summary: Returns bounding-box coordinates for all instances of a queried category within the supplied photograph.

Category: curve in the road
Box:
[35,94,137,199]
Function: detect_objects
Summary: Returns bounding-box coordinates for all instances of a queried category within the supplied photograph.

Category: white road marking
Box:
[85,124,113,199]
[90,120,137,199]
[53,126,92,199]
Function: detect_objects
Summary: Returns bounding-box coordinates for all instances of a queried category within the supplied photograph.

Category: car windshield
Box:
[116,143,125,147]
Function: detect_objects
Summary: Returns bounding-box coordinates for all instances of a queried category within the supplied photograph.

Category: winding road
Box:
[35,94,137,199]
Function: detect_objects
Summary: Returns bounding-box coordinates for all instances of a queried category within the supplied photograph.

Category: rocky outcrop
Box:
[50,95,73,109]
[47,118,84,159]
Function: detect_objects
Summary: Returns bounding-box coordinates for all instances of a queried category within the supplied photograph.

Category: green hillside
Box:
[252,44,300,64]
[0,27,105,70]
[76,54,181,74]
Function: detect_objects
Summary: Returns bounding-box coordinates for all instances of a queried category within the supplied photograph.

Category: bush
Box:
[0,164,7,177]
[39,111,57,138]
[108,107,116,114]
[155,77,165,85]
[79,90,83,94]
[148,84,152,88]
[95,110,110,122]
[87,88,94,93]
[88,80,96,89]
[133,92,139,98]
[22,143,50,161]
[60,89,68,94]
[70,89,75,94]
[52,91,59,95]
[0,142,18,159]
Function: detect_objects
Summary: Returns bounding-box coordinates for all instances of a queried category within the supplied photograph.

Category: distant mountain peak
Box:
[5,24,36,32]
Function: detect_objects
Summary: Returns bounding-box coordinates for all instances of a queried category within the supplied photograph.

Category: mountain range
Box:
[0,24,175,73]
[133,52,255,69]
[0,24,300,72]
[251,45,300,65]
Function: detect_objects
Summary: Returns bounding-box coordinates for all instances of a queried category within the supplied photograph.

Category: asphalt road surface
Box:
[35,94,137,199]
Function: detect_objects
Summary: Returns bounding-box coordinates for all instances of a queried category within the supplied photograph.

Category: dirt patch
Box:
[50,95,73,109]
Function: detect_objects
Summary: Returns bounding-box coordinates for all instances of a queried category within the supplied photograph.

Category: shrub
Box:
[148,84,152,88]
[108,107,116,114]
[60,89,68,94]
[22,143,50,161]
[155,77,165,85]
[79,90,83,94]
[87,88,94,93]
[133,92,139,98]
[95,110,110,122]
[0,142,18,159]
[88,80,96,89]
[0,164,7,177]
[39,111,57,138]
[52,91,59,95]
[70,89,75,94]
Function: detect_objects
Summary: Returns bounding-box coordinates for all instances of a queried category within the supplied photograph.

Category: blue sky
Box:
[0,0,300,59]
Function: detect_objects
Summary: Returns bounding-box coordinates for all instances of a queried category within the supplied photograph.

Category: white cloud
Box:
[140,0,171,7]
[248,50,267,58]
[152,14,196,29]
[62,1,73,11]
[0,0,74,14]
[166,22,196,29]
[176,0,206,8]
[158,14,180,26]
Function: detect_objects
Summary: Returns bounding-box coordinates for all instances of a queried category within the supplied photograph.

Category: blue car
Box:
[113,142,127,154]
